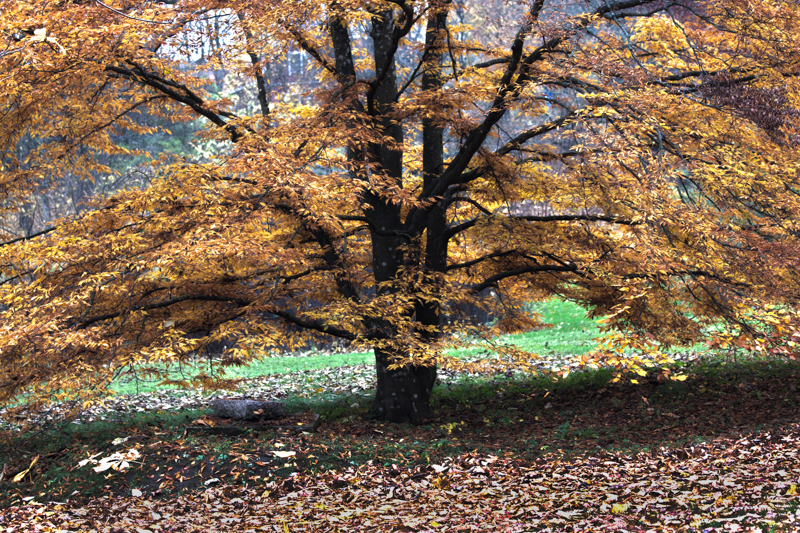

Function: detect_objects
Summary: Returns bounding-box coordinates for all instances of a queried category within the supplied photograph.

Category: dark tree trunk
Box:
[369,349,436,422]
[367,4,450,424]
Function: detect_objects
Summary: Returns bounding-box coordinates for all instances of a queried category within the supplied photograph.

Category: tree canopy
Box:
[1,0,799,422]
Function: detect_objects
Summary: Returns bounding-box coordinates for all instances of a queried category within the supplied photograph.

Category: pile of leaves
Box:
[2,426,799,532]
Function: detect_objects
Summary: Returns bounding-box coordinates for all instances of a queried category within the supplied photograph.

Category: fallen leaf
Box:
[612,503,629,514]
[12,455,39,483]
[193,416,216,427]
[272,451,296,458]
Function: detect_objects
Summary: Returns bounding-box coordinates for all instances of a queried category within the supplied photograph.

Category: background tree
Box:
[1,0,799,422]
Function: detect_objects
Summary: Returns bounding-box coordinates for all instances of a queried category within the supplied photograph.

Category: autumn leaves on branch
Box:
[0,0,798,422]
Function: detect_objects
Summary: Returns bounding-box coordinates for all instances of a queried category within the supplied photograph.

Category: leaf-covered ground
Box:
[3,428,799,532]
[1,357,799,531]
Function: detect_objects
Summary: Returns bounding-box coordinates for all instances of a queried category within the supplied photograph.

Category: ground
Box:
[1,352,799,531]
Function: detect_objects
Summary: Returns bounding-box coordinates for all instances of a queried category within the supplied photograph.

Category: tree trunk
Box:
[369,350,436,423]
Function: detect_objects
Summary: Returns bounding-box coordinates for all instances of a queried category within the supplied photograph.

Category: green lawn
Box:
[110,298,602,396]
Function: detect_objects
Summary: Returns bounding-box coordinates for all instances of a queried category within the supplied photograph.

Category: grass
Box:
[110,350,377,396]
[514,299,603,355]
[110,298,601,396]
[3,347,799,508]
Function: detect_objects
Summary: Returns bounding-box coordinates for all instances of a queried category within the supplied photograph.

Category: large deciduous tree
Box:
[1,0,799,422]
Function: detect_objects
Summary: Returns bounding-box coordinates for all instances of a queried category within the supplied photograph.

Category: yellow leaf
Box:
[12,455,39,483]
[612,503,629,514]
[787,484,797,496]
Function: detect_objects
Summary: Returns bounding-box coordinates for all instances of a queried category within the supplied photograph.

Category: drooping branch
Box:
[105,62,247,142]
[287,28,337,76]
[514,214,643,225]
[269,308,369,341]
[470,263,580,294]
[621,269,751,288]
[74,294,252,329]
[73,95,168,147]
[0,225,57,247]
[444,213,643,241]
[446,250,517,272]
[455,113,577,186]
[94,0,173,25]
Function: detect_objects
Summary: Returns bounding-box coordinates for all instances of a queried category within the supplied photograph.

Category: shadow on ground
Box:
[0,358,798,507]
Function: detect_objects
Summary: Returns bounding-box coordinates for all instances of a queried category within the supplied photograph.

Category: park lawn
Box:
[1,351,799,530]
[109,298,603,396]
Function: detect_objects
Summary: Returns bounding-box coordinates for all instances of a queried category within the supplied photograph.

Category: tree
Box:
[1,0,799,423]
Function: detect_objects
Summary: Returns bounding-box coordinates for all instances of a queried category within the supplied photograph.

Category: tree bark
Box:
[369,349,436,422]
[367,3,450,424]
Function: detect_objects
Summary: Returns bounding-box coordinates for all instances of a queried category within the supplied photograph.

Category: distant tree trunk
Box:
[17,202,35,238]
[369,349,436,422]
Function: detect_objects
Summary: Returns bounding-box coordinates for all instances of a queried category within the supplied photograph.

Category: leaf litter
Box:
[2,427,800,531]
[1,357,799,531]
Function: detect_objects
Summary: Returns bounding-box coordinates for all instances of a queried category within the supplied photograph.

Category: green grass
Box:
[513,299,603,355]
[110,351,376,395]
[111,298,601,396]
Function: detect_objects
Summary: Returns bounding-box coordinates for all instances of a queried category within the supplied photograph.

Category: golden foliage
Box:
[0,0,799,420]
